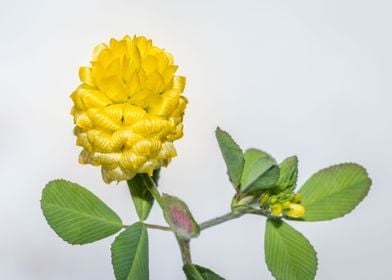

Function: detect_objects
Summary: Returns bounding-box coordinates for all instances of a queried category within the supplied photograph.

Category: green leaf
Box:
[127,174,155,221]
[275,156,298,193]
[152,168,161,185]
[215,127,244,188]
[240,148,279,192]
[162,194,200,239]
[41,179,123,245]
[299,163,371,221]
[111,222,149,280]
[265,219,317,280]
[183,264,225,280]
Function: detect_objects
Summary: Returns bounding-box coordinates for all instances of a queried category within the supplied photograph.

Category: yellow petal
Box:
[172,76,186,92]
[79,67,95,86]
[92,43,108,61]
[285,204,305,218]
[271,204,283,216]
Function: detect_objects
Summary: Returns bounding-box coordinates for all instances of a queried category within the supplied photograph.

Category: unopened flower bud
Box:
[269,196,278,204]
[238,195,255,206]
[285,203,305,218]
[271,204,283,216]
[292,193,302,203]
[260,193,270,205]
[281,201,291,209]
[162,194,199,240]
[286,193,295,201]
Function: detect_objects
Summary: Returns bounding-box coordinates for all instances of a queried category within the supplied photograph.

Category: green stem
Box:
[199,211,246,231]
[144,223,172,231]
[122,223,172,231]
[144,176,193,264]
[199,208,271,231]
[177,237,192,264]
[247,208,274,218]
[129,174,273,266]
[145,175,165,208]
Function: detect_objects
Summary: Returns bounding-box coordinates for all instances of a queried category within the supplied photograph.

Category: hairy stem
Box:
[128,175,272,266]
[199,211,246,231]
[143,177,193,264]
[177,237,192,264]
[122,223,172,231]
[199,208,271,231]
[144,223,172,231]
[145,176,165,208]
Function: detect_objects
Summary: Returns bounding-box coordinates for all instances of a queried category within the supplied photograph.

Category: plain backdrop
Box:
[1,0,391,279]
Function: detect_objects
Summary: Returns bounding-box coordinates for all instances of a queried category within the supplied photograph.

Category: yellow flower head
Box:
[70,35,187,183]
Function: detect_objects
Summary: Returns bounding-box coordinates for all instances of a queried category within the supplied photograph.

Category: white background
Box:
[1,0,391,279]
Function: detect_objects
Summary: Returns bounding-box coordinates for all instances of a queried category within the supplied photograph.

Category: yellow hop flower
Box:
[70,35,187,183]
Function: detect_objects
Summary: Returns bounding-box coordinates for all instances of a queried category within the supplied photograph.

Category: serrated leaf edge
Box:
[265,219,319,280]
[41,179,123,245]
[299,162,372,221]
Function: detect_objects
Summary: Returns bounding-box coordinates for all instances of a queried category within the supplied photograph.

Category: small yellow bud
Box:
[260,193,270,205]
[271,204,283,216]
[292,193,302,203]
[281,201,291,209]
[286,193,294,201]
[269,196,278,204]
[285,203,305,218]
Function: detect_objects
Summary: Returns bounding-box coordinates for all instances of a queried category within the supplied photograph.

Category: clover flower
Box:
[70,35,187,183]
[260,192,305,218]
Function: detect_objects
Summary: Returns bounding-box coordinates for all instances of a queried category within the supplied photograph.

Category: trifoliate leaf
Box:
[162,194,200,239]
[111,222,149,280]
[127,174,155,221]
[275,156,298,193]
[41,179,123,245]
[215,127,244,188]
[240,148,279,192]
[183,264,225,280]
[299,163,371,221]
[265,219,317,280]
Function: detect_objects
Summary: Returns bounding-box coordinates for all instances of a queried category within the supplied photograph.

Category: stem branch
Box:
[127,177,272,267]
[199,211,246,231]
[122,223,172,231]
[199,208,271,231]
[144,223,172,231]
[141,177,193,263]
[145,176,165,208]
